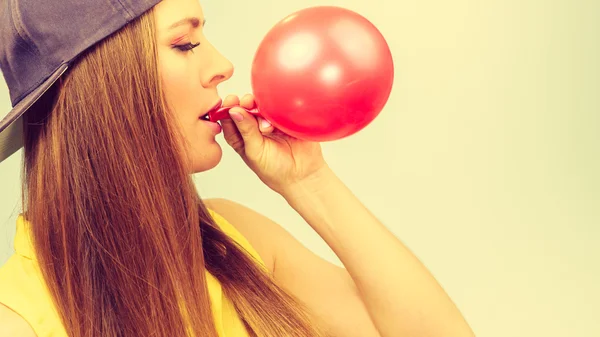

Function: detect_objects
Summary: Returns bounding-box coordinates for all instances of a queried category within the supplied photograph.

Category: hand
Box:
[220,94,328,195]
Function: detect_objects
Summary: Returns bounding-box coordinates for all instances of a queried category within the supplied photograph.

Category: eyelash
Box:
[173,42,201,53]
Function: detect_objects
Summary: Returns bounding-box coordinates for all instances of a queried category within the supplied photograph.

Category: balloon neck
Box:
[208,106,261,122]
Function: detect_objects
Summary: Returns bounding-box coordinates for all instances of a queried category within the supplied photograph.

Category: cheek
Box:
[157,53,213,146]
[159,55,200,114]
[158,66,195,142]
[162,68,191,106]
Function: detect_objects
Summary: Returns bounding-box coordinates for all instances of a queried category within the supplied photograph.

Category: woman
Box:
[0,0,475,336]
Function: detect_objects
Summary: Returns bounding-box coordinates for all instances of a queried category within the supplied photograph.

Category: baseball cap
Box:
[0,0,162,164]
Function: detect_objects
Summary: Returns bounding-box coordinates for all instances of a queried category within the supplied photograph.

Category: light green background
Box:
[1,0,598,336]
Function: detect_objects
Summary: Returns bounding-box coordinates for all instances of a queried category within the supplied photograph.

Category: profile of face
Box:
[154,0,234,173]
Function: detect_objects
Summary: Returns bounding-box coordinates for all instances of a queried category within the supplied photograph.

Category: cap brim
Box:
[0,63,69,163]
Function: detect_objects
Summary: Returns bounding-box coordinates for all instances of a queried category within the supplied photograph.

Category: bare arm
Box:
[279,166,475,337]
[205,198,379,337]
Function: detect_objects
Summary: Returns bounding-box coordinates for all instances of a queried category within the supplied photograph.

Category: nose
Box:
[202,42,234,88]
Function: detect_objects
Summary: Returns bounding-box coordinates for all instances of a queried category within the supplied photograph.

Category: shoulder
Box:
[203,198,293,275]
[0,302,37,337]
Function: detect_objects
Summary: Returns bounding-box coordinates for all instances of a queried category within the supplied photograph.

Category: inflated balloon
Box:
[209,6,394,141]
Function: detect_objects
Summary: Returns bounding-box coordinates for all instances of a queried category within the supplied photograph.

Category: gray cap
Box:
[0,0,161,163]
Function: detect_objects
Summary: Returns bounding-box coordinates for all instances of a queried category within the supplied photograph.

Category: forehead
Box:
[153,0,205,32]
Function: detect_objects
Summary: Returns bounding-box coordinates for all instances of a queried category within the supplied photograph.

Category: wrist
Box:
[280,165,337,203]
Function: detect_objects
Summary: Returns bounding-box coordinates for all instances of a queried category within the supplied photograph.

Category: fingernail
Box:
[260,118,271,129]
[229,109,244,122]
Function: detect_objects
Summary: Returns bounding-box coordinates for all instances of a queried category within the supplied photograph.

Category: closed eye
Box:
[173,42,201,52]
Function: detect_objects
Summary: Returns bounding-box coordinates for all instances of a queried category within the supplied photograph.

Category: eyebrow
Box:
[168,17,206,30]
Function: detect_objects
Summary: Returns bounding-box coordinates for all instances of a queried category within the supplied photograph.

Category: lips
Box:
[200,99,222,121]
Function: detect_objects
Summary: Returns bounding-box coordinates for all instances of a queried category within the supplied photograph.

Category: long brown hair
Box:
[21,8,327,337]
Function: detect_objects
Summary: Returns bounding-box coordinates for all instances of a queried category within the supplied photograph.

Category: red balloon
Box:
[210,6,395,141]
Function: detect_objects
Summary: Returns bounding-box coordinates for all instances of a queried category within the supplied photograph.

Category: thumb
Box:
[228,107,264,158]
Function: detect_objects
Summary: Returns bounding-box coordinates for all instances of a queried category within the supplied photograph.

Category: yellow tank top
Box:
[0,209,264,337]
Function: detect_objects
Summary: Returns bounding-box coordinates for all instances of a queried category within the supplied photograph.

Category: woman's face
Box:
[154,0,234,173]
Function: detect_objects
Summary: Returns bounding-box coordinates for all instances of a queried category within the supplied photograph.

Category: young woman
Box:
[0,0,475,336]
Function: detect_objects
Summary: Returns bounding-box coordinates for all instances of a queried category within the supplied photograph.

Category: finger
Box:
[220,118,245,154]
[223,94,240,107]
[257,117,274,135]
[228,107,264,158]
[240,93,256,109]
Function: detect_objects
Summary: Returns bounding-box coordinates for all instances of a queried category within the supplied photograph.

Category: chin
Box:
[190,142,223,174]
